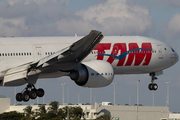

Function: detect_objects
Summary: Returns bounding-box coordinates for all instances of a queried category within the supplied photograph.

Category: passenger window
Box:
[30,53,31,55]
[5,53,7,56]
[24,53,26,56]
[19,53,21,56]
[2,53,4,56]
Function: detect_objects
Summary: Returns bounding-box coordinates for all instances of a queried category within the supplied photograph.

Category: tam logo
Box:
[94,43,152,66]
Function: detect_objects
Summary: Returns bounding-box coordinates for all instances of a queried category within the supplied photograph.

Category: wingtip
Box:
[90,30,101,34]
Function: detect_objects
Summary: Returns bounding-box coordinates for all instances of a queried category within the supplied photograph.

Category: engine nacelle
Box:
[69,60,114,88]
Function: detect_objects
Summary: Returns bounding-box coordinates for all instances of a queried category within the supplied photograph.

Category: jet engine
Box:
[69,60,114,88]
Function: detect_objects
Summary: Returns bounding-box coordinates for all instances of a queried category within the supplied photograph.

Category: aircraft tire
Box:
[152,83,158,90]
[37,88,44,97]
[148,83,153,90]
[22,90,30,102]
[16,93,22,102]
[30,89,37,99]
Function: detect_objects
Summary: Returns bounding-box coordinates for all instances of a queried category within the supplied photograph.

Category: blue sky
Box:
[0,0,180,112]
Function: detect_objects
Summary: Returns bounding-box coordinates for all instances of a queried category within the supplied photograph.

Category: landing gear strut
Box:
[148,72,158,91]
[16,83,45,102]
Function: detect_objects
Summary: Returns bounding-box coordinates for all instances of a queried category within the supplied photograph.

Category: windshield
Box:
[171,47,175,52]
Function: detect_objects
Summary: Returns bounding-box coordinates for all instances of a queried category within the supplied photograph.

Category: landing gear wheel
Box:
[152,83,158,90]
[30,89,37,99]
[148,83,153,90]
[22,90,30,102]
[148,83,158,91]
[148,72,158,91]
[16,93,22,102]
[37,88,45,97]
[16,84,45,102]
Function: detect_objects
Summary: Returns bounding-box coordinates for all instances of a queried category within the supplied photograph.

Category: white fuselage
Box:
[0,36,178,80]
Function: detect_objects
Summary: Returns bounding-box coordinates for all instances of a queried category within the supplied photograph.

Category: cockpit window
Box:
[171,48,175,52]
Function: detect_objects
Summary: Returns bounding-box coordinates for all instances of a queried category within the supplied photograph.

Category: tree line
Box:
[0,101,111,120]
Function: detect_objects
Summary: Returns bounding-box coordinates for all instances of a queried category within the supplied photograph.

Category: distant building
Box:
[0,98,179,120]
[0,97,10,113]
[169,113,180,120]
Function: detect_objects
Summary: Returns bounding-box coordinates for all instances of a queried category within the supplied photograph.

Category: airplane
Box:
[0,30,178,102]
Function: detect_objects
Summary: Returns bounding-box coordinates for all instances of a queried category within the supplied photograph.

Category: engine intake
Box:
[70,65,88,86]
[69,60,114,88]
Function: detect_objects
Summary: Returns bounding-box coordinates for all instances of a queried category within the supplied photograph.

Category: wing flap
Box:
[3,63,31,86]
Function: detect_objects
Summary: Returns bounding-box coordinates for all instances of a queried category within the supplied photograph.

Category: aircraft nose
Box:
[175,52,179,63]
[172,52,179,65]
[170,47,179,64]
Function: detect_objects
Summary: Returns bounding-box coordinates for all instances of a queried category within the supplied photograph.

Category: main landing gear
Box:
[148,72,158,91]
[16,83,45,102]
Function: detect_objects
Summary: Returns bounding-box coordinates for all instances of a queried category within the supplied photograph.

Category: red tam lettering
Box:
[142,43,152,66]
[94,43,111,60]
[107,43,127,66]
[125,43,152,66]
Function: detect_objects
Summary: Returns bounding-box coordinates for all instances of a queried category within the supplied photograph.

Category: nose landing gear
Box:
[16,83,45,102]
[148,72,158,91]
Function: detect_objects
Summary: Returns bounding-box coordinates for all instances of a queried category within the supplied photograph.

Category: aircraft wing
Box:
[36,30,103,68]
[2,30,103,86]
